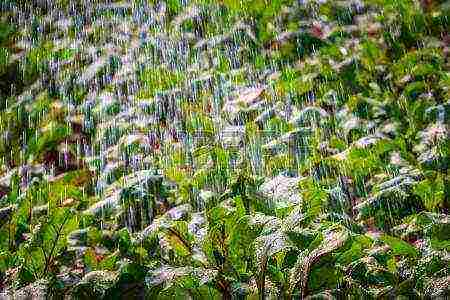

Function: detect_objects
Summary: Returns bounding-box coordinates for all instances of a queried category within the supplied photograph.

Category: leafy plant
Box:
[18,207,78,284]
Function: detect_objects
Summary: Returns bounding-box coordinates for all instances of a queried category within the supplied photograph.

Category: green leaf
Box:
[380,235,419,258]
[288,227,348,297]
[83,248,98,270]
[336,235,373,265]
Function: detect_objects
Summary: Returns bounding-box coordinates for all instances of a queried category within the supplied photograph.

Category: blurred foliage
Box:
[0,0,449,298]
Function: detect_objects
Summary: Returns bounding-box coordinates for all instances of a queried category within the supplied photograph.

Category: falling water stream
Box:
[0,0,449,298]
